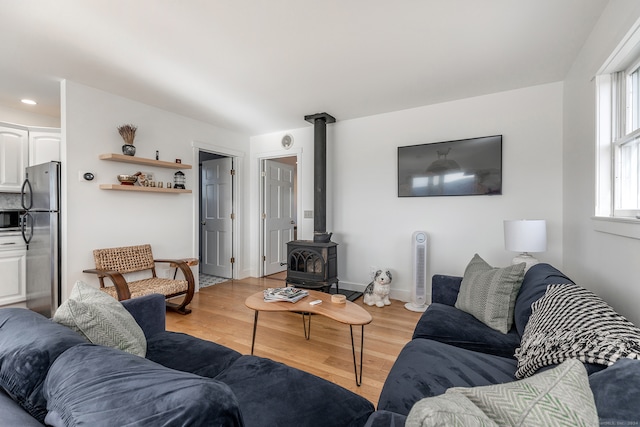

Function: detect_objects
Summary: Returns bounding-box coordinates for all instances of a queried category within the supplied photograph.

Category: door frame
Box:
[192,142,244,285]
[256,148,302,278]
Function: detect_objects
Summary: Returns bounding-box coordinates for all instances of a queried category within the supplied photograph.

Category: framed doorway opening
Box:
[258,151,301,278]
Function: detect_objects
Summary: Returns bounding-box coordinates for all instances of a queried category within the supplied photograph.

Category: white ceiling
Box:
[1,0,609,136]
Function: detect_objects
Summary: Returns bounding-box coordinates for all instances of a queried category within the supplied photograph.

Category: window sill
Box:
[591,216,640,240]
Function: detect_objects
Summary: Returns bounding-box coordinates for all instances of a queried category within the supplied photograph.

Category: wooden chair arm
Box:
[83,268,132,300]
[153,259,195,303]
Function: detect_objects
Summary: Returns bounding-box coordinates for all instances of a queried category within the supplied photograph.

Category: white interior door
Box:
[264,159,295,276]
[201,157,233,278]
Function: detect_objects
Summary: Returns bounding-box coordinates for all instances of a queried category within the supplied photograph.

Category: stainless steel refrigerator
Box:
[21,161,61,318]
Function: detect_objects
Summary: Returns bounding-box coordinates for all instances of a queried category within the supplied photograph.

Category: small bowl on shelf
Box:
[117,174,138,185]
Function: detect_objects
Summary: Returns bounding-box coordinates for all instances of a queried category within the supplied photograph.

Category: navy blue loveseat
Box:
[365,263,640,426]
[0,293,374,426]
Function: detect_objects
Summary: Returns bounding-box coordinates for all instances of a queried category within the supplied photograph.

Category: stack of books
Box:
[263,287,309,303]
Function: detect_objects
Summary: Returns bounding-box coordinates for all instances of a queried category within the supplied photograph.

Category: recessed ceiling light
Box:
[21,99,37,105]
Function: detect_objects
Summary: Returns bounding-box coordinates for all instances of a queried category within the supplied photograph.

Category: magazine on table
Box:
[263,287,309,303]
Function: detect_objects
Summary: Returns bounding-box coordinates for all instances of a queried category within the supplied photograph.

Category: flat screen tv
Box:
[398,135,502,197]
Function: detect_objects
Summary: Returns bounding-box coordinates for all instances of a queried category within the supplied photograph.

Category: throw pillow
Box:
[406,392,498,427]
[452,359,598,427]
[455,254,525,333]
[515,283,640,379]
[54,281,146,357]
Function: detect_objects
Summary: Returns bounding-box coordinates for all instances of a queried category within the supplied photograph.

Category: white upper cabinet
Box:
[0,125,29,192]
[29,128,61,165]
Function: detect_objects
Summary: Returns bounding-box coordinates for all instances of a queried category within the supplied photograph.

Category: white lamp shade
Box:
[504,220,547,253]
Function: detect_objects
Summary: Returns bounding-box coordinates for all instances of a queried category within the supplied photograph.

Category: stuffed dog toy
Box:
[363,269,392,307]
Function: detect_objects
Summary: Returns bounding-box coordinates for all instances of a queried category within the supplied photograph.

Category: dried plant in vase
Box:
[118,124,138,156]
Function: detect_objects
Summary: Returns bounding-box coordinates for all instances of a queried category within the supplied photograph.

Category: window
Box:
[596,23,640,220]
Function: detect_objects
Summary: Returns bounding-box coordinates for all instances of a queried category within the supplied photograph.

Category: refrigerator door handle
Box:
[21,178,33,210]
[21,211,33,249]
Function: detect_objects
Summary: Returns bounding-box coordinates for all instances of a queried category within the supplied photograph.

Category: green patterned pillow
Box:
[54,281,146,357]
[406,392,498,427]
[455,254,525,333]
[451,359,598,427]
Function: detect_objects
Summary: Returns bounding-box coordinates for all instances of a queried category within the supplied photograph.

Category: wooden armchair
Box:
[83,244,195,315]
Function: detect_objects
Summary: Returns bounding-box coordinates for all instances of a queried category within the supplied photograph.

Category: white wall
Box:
[62,81,249,301]
[250,82,564,302]
[563,1,640,326]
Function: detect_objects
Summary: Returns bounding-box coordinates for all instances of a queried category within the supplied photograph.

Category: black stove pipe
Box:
[304,112,336,243]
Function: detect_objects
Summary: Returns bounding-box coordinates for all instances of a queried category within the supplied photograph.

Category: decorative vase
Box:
[122,144,136,156]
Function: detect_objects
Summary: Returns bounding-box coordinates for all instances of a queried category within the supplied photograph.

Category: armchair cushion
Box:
[455,254,525,334]
[53,281,147,357]
[43,344,243,427]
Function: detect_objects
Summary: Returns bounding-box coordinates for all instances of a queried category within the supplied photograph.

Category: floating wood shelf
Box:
[99,184,191,194]
[99,153,192,169]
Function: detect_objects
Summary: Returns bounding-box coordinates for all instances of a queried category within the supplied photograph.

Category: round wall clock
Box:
[281,134,293,149]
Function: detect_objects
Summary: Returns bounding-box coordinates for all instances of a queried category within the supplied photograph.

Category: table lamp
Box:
[503,219,547,271]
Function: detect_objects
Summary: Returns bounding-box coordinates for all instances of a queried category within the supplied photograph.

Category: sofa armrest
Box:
[432,274,462,306]
[121,293,166,339]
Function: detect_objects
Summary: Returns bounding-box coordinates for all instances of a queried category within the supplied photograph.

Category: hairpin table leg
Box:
[250,311,258,355]
[350,325,365,386]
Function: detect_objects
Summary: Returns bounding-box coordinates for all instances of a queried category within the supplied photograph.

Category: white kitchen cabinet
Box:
[0,234,27,306]
[0,125,29,192]
[29,128,61,165]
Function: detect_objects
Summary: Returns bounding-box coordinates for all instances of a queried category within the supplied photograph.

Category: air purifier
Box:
[405,231,429,312]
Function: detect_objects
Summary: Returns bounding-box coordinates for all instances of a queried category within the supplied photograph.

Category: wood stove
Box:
[285,240,338,292]
[286,112,338,292]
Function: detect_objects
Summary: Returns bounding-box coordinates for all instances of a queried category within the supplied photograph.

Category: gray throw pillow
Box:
[452,359,598,427]
[406,392,497,426]
[54,281,146,357]
[407,360,598,427]
[455,254,525,334]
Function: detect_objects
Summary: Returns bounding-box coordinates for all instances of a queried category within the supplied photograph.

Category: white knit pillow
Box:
[54,281,146,357]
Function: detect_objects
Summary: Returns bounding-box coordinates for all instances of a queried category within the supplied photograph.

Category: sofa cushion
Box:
[452,359,598,427]
[0,385,52,427]
[431,274,462,306]
[589,358,640,423]
[455,254,525,333]
[43,344,243,427]
[0,308,87,422]
[515,283,640,378]
[513,263,574,337]
[53,281,146,357]
[412,303,520,359]
[121,293,166,339]
[214,355,374,427]
[377,338,517,416]
[146,331,241,378]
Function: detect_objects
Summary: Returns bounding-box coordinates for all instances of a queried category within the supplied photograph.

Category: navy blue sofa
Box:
[0,294,374,426]
[365,263,640,426]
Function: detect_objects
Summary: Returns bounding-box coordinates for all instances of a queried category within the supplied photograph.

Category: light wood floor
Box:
[166,276,423,406]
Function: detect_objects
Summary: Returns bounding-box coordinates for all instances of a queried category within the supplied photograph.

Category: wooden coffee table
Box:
[245,289,372,386]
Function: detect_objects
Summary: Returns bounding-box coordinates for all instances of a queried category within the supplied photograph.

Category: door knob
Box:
[201,221,206,225]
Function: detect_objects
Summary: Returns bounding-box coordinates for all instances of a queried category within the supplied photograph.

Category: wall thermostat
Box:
[83,172,95,181]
